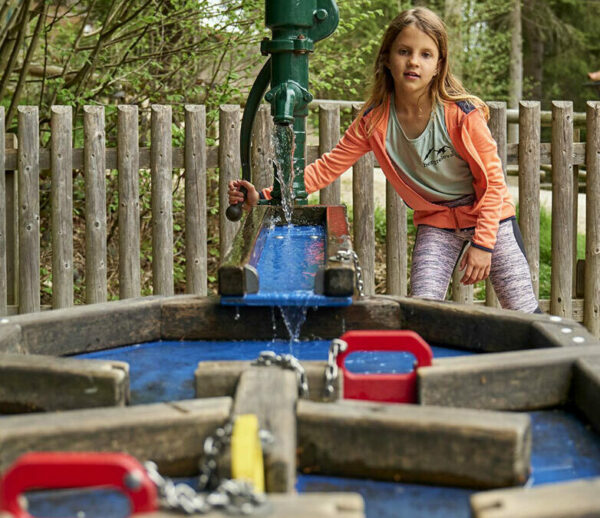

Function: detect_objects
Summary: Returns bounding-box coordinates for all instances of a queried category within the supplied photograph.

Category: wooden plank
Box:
[297,399,531,488]
[352,105,375,295]
[50,106,73,309]
[0,323,24,353]
[139,493,364,518]
[251,104,274,191]
[551,101,574,317]
[0,108,5,315]
[518,101,541,297]
[84,105,107,304]
[385,182,407,295]
[319,105,341,206]
[17,106,40,314]
[0,397,232,475]
[231,366,298,493]
[185,105,207,296]
[117,105,141,299]
[218,105,241,259]
[418,345,600,410]
[151,105,174,296]
[6,297,162,355]
[572,357,600,433]
[529,318,599,348]
[470,477,600,518]
[585,102,600,336]
[0,354,129,412]
[195,360,342,402]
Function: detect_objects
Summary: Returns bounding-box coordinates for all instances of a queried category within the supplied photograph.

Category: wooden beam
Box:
[572,357,600,433]
[297,399,531,489]
[0,397,232,475]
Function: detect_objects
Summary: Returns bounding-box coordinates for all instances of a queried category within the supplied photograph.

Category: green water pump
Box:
[227,0,339,221]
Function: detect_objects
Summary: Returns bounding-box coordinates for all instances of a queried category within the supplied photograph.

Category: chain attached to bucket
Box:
[323,338,348,400]
[330,249,365,297]
[253,351,309,397]
[144,422,267,515]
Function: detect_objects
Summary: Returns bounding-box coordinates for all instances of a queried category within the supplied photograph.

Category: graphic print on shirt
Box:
[422,144,458,168]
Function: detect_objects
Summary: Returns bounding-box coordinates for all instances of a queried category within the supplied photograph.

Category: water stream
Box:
[272,123,295,224]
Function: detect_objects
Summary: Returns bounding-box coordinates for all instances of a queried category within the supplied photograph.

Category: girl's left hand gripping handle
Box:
[0,452,158,518]
[226,185,248,222]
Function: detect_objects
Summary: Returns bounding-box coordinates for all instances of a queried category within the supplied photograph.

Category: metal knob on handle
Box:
[225,185,248,222]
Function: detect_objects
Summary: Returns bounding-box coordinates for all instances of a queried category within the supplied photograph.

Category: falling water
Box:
[272,123,296,224]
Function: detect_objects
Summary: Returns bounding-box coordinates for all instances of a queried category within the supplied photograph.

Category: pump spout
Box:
[265,80,310,125]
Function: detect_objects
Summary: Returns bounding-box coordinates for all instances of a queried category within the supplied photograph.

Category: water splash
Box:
[278,305,309,354]
[272,124,295,224]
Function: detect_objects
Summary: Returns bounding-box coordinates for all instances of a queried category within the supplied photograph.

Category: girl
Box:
[229,7,540,313]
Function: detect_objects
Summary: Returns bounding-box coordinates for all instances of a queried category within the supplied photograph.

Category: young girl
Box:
[229,7,540,313]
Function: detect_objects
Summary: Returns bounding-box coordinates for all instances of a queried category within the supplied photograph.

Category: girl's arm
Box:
[304,116,373,194]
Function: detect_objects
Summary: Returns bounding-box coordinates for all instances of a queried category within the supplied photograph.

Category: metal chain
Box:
[253,350,309,398]
[329,249,364,297]
[323,338,348,399]
[144,422,267,515]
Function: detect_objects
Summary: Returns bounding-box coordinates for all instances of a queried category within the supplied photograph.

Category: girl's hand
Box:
[228,180,259,212]
[460,246,492,285]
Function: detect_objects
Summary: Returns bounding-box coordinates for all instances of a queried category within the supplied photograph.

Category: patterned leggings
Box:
[410,218,540,313]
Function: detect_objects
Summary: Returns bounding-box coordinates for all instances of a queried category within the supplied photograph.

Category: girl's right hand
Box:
[228,180,259,212]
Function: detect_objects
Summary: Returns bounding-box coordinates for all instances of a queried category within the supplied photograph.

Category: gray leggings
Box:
[410,218,540,313]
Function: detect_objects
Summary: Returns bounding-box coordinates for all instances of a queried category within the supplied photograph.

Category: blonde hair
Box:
[357,7,488,135]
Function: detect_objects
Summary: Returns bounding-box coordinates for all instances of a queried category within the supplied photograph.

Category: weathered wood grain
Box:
[231,366,298,493]
[117,105,141,299]
[251,104,274,192]
[185,105,207,296]
[51,106,74,309]
[0,354,129,412]
[572,357,600,433]
[297,399,531,488]
[151,105,174,296]
[0,323,23,353]
[385,182,407,295]
[318,105,341,206]
[470,477,600,518]
[0,397,232,475]
[419,345,600,410]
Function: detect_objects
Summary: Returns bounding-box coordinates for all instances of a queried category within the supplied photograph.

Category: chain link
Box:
[329,249,364,297]
[323,338,348,400]
[253,350,309,398]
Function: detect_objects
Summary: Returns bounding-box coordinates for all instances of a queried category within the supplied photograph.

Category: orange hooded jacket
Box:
[300,99,515,252]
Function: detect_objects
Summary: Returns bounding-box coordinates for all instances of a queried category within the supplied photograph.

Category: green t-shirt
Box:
[386,99,474,202]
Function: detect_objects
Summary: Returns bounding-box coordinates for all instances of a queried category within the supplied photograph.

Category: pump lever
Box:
[225,185,248,222]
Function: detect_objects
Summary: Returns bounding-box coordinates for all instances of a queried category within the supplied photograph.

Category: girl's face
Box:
[386,24,440,99]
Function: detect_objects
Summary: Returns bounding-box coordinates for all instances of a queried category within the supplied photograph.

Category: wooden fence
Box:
[0,101,598,336]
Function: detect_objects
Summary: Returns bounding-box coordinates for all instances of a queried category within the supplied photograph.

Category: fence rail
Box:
[0,101,599,337]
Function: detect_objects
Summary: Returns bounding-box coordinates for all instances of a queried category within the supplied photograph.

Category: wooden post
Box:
[318,105,341,206]
[386,182,407,295]
[551,101,574,318]
[218,105,241,259]
[18,106,40,314]
[351,105,375,295]
[151,105,174,296]
[585,102,600,336]
[518,101,540,298]
[50,106,73,309]
[185,105,207,296]
[251,104,274,192]
[0,108,6,315]
[117,105,141,299]
[84,106,107,304]
[486,102,507,308]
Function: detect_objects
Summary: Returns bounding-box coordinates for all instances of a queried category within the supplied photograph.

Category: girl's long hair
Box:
[358,7,489,136]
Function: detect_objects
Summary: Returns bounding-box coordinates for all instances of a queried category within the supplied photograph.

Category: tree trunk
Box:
[445,0,463,79]
[508,0,522,143]
[523,0,543,100]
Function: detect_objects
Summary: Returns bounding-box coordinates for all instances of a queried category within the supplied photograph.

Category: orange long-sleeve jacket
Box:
[302,99,515,252]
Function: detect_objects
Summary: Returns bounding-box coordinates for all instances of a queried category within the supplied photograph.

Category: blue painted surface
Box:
[220,224,352,307]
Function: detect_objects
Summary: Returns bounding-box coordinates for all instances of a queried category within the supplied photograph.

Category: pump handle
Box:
[225,185,248,222]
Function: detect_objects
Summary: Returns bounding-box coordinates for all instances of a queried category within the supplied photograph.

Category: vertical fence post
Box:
[151,105,174,296]
[550,101,574,318]
[219,105,241,259]
[251,104,274,192]
[585,101,600,336]
[572,128,581,295]
[518,101,540,298]
[0,108,5,315]
[351,104,375,295]
[51,106,73,309]
[84,106,107,304]
[185,105,207,296]
[18,106,40,313]
[318,105,341,206]
[485,101,507,308]
[117,105,141,299]
[386,182,407,296]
